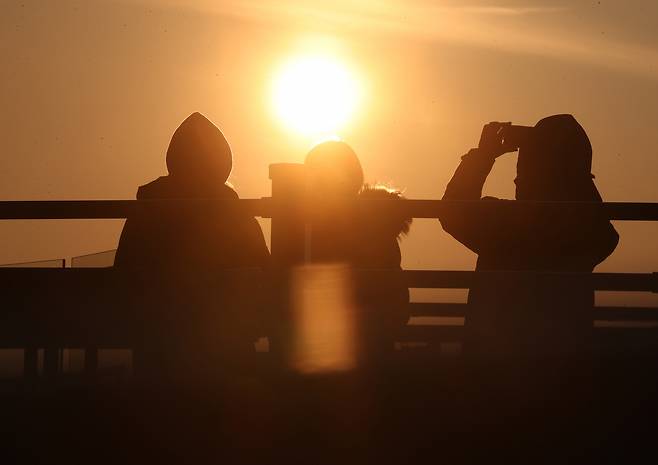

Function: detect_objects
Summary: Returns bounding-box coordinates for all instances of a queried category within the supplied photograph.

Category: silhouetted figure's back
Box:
[305,141,411,362]
[440,115,618,360]
[115,112,268,270]
[115,112,269,379]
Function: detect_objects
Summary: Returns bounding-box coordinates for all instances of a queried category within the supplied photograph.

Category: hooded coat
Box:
[305,185,412,360]
[115,112,269,270]
[114,113,269,377]
[304,141,412,356]
[440,115,619,359]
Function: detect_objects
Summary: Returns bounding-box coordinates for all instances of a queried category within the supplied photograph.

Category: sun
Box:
[272,55,361,137]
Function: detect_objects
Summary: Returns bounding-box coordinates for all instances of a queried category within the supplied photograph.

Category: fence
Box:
[0,163,657,379]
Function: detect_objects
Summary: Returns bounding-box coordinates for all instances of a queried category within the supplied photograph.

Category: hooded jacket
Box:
[440,115,619,359]
[308,185,413,331]
[115,113,269,271]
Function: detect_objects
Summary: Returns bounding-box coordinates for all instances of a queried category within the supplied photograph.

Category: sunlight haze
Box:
[272,54,362,138]
[1,0,657,305]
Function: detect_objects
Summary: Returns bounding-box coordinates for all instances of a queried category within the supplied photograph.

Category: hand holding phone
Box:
[478,122,512,159]
[478,122,533,159]
[500,124,534,152]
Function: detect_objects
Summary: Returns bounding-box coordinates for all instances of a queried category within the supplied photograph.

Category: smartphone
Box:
[501,124,534,150]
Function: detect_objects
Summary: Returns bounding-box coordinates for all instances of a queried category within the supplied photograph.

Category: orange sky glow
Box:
[1,0,657,305]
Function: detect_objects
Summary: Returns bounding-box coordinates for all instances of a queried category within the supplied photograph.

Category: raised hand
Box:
[478,121,517,159]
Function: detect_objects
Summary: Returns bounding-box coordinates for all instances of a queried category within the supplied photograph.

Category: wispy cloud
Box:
[127,0,658,79]
[455,6,569,16]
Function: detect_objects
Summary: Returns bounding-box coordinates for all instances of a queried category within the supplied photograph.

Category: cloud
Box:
[454,6,569,16]
[125,0,658,79]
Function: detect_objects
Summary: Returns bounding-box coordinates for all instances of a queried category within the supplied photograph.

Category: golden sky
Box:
[1,0,657,305]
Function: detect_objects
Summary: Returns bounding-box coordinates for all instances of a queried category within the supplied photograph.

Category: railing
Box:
[1,163,657,379]
[0,198,657,220]
[1,268,656,345]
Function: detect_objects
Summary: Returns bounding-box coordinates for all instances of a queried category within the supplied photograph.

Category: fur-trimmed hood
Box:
[359,184,412,240]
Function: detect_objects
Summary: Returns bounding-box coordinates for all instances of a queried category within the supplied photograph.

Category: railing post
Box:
[269,163,308,266]
[84,347,99,377]
[43,347,60,378]
[24,347,38,380]
[268,164,308,363]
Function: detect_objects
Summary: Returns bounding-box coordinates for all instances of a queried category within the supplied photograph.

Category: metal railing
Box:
[0,198,657,220]
[1,189,657,378]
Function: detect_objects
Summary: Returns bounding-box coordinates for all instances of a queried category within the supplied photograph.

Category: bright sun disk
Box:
[272,55,361,136]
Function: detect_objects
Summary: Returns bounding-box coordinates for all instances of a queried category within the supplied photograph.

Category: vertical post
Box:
[268,164,308,362]
[43,348,60,378]
[269,163,308,267]
[24,347,38,380]
[84,347,99,377]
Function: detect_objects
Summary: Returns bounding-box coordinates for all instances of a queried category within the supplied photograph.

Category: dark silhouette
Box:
[304,141,412,362]
[115,112,268,269]
[115,112,269,379]
[440,114,619,360]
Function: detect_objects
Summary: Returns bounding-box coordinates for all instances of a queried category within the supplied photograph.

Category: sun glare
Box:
[272,55,361,137]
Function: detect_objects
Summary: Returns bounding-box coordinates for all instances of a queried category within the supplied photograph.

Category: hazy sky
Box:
[1,0,657,303]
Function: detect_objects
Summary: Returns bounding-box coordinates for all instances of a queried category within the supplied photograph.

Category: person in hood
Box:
[304,140,412,362]
[115,112,269,378]
[115,112,269,269]
[440,114,619,361]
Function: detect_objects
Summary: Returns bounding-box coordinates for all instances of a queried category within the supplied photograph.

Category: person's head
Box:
[515,114,597,200]
[304,140,364,195]
[166,112,232,186]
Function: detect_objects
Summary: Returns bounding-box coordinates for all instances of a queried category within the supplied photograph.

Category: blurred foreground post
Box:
[290,265,357,374]
[269,164,308,362]
[269,163,308,266]
[23,347,38,380]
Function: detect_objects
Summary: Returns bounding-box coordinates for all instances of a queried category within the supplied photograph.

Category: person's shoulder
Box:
[136,176,172,199]
[219,183,240,199]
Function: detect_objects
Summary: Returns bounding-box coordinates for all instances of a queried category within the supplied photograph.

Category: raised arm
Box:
[440,122,517,254]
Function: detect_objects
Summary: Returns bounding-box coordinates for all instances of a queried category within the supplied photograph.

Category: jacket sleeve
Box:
[520,177,619,269]
[114,215,146,268]
[527,204,619,269]
[244,217,271,268]
[440,150,620,267]
[440,149,507,254]
[592,221,619,267]
[114,188,158,268]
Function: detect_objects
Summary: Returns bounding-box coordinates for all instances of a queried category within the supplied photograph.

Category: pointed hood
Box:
[516,114,599,200]
[518,114,592,177]
[165,112,232,183]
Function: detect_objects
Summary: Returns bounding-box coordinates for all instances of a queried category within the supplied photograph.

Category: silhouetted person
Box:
[115,112,269,379]
[304,141,412,363]
[115,112,268,269]
[440,114,618,361]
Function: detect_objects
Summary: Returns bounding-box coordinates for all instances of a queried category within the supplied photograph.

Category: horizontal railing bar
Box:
[410,303,658,320]
[399,327,658,344]
[410,303,466,317]
[396,270,658,293]
[0,199,657,221]
[399,326,464,342]
[0,199,273,219]
[0,268,658,292]
[0,268,655,292]
[392,200,658,221]
[2,326,656,349]
[597,307,658,320]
